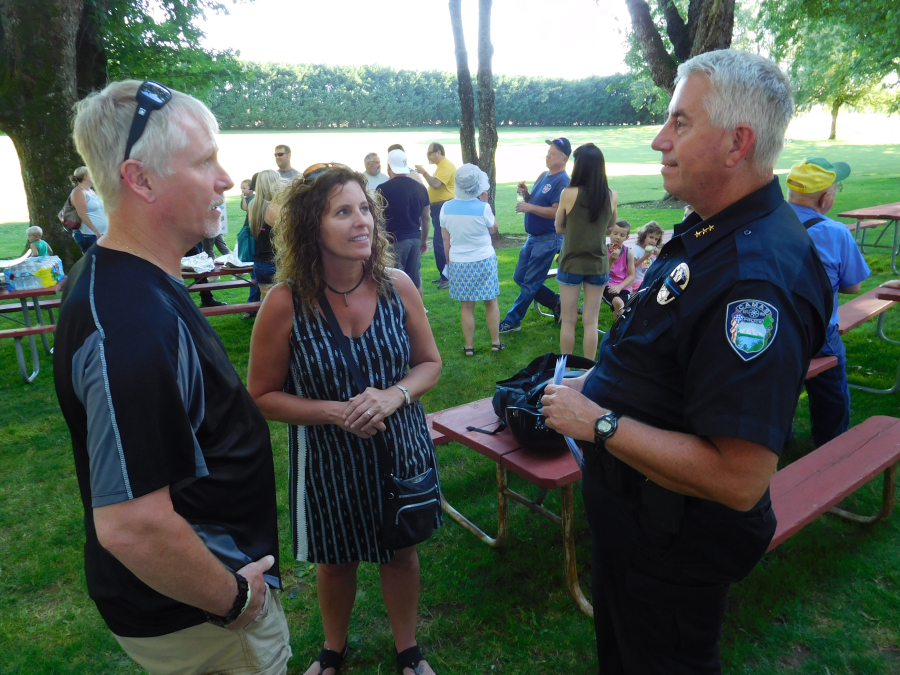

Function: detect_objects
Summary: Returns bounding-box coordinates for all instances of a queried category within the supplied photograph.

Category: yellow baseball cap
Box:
[786,157,851,194]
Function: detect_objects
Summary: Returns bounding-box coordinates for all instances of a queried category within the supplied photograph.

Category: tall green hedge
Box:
[207,63,662,129]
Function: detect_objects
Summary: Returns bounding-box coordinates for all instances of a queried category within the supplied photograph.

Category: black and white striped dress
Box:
[285,288,441,564]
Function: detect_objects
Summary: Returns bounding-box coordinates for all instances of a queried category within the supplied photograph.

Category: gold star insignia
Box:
[694,225,715,238]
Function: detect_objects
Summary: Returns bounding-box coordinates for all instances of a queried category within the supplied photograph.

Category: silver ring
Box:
[366,410,373,416]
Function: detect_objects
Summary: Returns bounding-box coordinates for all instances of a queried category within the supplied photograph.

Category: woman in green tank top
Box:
[554,143,618,358]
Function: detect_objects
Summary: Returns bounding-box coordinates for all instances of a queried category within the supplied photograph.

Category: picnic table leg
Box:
[440,463,509,547]
[875,314,900,345]
[849,356,900,395]
[30,296,52,355]
[13,335,41,383]
[561,484,593,618]
[892,221,900,276]
[830,462,896,525]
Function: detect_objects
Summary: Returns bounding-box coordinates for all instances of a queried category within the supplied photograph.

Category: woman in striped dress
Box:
[248,165,442,675]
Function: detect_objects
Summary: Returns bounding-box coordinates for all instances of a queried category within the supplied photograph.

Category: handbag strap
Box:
[317,292,396,486]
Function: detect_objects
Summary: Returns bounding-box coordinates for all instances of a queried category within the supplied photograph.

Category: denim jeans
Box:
[431,201,448,280]
[503,232,562,326]
[73,229,97,253]
[805,323,850,447]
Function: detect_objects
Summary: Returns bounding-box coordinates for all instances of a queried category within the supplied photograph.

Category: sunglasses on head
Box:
[123,81,172,163]
[302,162,349,181]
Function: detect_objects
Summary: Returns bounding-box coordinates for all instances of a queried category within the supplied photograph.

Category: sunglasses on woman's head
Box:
[302,162,349,181]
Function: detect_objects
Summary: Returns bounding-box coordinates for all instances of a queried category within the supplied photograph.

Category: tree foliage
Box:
[758,0,899,115]
[99,0,244,102]
[207,63,662,130]
[0,0,243,267]
[782,22,890,138]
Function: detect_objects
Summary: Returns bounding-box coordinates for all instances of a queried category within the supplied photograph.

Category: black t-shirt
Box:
[53,246,281,638]
[377,176,430,241]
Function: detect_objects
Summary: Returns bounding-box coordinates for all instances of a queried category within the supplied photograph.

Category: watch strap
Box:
[394,384,411,406]
[205,571,250,627]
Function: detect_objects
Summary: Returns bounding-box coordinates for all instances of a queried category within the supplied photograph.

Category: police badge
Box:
[726,299,778,361]
[656,263,690,305]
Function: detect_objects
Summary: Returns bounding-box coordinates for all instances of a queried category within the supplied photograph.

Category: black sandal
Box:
[395,644,427,675]
[313,641,348,675]
[463,346,475,356]
[491,342,505,352]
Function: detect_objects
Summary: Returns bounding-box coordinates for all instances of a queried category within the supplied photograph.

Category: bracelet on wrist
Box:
[205,571,251,627]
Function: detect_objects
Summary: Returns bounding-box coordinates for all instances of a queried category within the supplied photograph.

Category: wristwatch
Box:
[394,384,411,407]
[593,411,619,446]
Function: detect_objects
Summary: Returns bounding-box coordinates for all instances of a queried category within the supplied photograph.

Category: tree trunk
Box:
[624,0,735,94]
[476,0,498,212]
[449,0,478,165]
[0,0,85,269]
[829,99,841,140]
[624,0,678,95]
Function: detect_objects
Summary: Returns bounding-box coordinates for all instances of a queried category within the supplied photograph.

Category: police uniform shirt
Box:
[582,177,832,455]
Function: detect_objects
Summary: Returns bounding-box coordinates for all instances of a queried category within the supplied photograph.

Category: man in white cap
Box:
[787,157,870,446]
[376,149,431,298]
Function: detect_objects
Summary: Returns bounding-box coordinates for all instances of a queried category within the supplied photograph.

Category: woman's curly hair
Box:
[274,166,394,311]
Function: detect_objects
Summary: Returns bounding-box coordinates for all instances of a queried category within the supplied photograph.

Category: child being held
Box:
[605,219,635,318]
[23,226,53,259]
[632,221,664,291]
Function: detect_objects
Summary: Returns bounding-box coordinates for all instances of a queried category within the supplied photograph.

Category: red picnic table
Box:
[431,397,592,617]
[0,281,64,382]
[838,202,900,274]
[431,357,839,617]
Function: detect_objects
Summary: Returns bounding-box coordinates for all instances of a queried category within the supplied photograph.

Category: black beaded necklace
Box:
[325,267,366,306]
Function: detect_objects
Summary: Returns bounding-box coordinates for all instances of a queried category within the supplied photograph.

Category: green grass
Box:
[1,127,900,673]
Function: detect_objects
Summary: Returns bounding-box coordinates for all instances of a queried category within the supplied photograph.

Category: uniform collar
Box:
[675,177,785,257]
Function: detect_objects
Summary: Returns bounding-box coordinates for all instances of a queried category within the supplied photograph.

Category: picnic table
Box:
[0,281,64,383]
[838,202,900,274]
[431,358,837,617]
[182,262,253,281]
[432,397,592,616]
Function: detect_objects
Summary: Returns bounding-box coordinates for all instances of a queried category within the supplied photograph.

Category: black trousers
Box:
[581,450,775,674]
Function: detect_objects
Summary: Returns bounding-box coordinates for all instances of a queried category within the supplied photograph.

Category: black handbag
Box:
[317,292,440,550]
[469,352,595,456]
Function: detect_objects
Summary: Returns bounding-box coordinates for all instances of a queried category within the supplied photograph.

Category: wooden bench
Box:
[769,415,900,551]
[837,287,894,336]
[199,301,261,318]
[187,279,255,293]
[837,287,900,393]
[0,324,57,383]
[844,218,887,235]
[0,298,62,314]
[807,355,838,378]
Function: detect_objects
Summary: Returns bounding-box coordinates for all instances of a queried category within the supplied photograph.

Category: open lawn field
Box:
[1,118,900,673]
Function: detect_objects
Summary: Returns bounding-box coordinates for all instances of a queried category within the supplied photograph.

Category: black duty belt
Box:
[585,441,686,534]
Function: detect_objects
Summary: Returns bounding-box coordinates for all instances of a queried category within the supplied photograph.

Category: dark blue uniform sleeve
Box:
[680,279,818,454]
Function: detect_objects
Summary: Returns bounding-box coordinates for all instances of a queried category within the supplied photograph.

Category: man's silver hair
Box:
[72,80,219,211]
[675,49,793,174]
[364,152,379,165]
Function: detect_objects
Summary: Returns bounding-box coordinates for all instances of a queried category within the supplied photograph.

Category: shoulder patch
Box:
[726,299,778,361]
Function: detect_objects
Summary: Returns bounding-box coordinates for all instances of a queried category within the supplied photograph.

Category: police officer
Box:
[542,49,832,674]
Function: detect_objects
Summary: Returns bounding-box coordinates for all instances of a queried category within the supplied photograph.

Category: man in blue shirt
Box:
[787,157,870,446]
[499,138,571,332]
